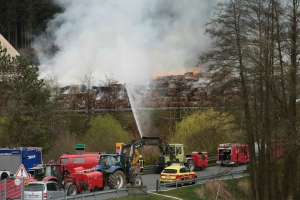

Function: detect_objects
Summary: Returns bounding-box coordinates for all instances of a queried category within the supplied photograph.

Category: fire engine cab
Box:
[0,147,42,180]
[216,143,250,166]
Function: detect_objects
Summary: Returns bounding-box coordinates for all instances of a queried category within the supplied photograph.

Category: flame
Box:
[152,68,204,79]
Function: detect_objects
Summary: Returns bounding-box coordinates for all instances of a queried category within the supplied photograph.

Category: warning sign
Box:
[14,164,29,178]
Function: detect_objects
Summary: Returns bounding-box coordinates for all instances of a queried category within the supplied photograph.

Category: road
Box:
[71,164,248,200]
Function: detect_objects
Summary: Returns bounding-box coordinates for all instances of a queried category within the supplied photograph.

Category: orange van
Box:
[57,153,100,175]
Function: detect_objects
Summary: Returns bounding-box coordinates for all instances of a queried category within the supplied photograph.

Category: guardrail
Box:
[142,157,217,172]
[56,188,127,200]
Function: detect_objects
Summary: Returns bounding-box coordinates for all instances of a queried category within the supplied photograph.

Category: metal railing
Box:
[56,188,128,200]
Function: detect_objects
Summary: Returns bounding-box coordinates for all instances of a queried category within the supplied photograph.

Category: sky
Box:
[33,0,221,87]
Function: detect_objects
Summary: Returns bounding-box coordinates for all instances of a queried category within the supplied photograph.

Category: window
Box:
[180,167,187,173]
[47,183,56,191]
[25,184,44,191]
[176,147,182,154]
[54,183,61,191]
[60,158,69,164]
[73,158,85,163]
[162,169,177,173]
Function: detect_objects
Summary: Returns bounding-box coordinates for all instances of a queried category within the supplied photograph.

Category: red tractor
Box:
[29,164,103,195]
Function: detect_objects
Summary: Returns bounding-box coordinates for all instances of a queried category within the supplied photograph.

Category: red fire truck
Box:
[216,143,250,166]
[254,140,283,158]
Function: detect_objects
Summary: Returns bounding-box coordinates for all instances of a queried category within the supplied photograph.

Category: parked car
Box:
[24,181,66,200]
[159,164,197,186]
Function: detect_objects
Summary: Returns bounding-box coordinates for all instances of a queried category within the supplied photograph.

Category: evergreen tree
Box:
[0,44,52,153]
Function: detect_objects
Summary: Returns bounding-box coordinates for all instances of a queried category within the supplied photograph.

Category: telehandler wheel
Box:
[67,184,78,196]
[132,174,143,186]
[108,170,126,189]
[155,167,162,174]
[186,160,195,171]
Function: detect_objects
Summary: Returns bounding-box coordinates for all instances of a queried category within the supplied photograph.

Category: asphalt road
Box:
[67,164,248,200]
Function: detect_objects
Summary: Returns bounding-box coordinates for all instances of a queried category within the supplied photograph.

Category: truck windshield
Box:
[45,166,60,177]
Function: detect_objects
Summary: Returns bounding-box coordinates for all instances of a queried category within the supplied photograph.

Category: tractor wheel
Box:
[186,160,195,171]
[108,170,126,189]
[90,186,98,192]
[67,184,78,196]
[132,174,143,186]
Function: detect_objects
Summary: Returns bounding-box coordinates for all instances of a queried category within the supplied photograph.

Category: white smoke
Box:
[33,0,221,86]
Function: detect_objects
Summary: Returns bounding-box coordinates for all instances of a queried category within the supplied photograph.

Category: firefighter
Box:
[138,155,145,175]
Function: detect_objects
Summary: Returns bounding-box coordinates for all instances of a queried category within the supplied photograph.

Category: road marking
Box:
[148,191,183,200]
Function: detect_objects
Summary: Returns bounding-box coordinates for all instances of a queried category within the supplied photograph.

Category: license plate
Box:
[29,195,38,198]
[166,175,171,179]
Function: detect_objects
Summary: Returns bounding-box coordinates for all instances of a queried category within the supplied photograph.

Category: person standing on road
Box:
[138,155,145,175]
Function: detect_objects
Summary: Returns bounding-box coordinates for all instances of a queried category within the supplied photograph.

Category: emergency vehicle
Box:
[216,143,250,166]
[0,147,42,180]
[57,153,100,175]
[254,140,283,158]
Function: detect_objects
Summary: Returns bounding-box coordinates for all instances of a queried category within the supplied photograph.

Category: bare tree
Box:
[100,74,119,115]
[199,0,300,199]
[81,71,95,121]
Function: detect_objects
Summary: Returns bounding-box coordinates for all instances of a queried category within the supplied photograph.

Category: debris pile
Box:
[58,72,212,110]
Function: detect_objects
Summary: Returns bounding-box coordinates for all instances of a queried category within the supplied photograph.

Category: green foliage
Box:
[0,0,62,48]
[172,108,241,156]
[44,132,80,163]
[0,44,52,153]
[83,114,129,153]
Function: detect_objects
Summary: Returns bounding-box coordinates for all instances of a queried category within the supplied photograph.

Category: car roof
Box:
[60,154,99,158]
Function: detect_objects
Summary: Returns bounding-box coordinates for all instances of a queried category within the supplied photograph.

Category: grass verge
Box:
[109,176,251,200]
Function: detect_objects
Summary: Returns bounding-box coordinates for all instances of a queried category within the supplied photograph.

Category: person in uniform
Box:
[138,155,145,175]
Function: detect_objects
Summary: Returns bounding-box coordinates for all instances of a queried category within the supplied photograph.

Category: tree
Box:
[81,71,95,121]
[0,44,52,153]
[83,114,129,153]
[100,74,119,115]
[199,0,300,199]
[172,109,241,156]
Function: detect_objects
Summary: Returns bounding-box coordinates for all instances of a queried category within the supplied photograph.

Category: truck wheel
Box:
[108,170,126,189]
[186,160,195,171]
[201,165,205,171]
[155,167,162,174]
[132,174,143,186]
[1,172,8,180]
[67,184,78,196]
[235,161,239,167]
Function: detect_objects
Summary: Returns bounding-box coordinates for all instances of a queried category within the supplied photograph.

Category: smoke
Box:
[33,0,220,86]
